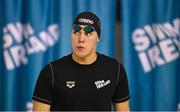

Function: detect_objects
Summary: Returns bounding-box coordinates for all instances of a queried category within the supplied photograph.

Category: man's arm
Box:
[33,100,51,111]
[114,100,130,111]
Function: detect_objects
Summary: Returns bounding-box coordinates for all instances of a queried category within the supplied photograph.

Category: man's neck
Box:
[72,52,97,65]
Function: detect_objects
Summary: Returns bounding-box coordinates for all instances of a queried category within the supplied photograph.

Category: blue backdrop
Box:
[121,0,180,110]
[0,0,116,110]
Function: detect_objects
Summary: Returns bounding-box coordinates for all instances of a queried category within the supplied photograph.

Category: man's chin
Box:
[74,52,88,58]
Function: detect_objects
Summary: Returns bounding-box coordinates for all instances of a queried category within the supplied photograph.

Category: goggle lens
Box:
[73,24,95,33]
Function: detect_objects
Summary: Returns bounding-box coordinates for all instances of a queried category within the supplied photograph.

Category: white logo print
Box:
[79,18,94,24]
[66,81,75,88]
[95,80,110,89]
[3,22,59,70]
[132,18,180,73]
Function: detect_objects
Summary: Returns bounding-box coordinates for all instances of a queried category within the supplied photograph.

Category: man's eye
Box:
[85,32,92,36]
[73,31,79,35]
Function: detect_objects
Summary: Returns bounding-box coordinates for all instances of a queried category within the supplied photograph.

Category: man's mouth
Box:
[76,46,85,51]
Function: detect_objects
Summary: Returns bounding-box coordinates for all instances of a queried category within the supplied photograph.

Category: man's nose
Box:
[78,32,85,42]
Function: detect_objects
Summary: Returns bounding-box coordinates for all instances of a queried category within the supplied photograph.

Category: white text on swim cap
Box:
[79,18,94,24]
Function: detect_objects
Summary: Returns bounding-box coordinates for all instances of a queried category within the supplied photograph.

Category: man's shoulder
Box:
[98,53,119,65]
[50,54,72,66]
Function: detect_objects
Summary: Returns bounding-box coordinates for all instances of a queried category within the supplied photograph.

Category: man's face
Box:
[71,24,99,58]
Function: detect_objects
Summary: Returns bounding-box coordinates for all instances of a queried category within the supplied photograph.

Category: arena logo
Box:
[79,18,94,24]
[132,18,180,73]
[3,22,59,70]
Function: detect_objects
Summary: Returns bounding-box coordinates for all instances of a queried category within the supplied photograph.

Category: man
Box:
[32,11,130,111]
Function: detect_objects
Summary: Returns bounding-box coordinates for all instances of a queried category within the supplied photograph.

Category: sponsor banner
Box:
[121,0,180,110]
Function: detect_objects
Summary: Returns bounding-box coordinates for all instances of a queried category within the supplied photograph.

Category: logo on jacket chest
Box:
[94,80,111,89]
[66,81,75,88]
[65,80,111,89]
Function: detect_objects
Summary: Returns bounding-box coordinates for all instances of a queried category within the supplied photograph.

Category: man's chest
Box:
[53,67,117,101]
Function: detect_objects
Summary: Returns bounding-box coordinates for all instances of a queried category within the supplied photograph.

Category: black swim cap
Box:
[73,11,101,38]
